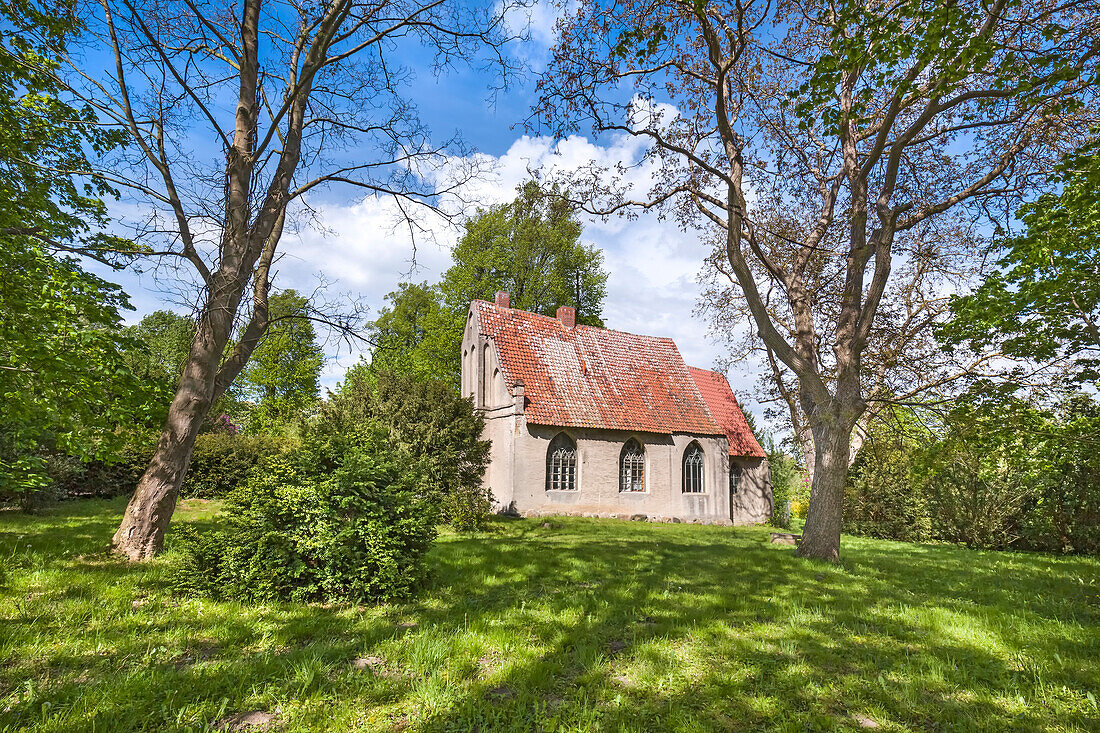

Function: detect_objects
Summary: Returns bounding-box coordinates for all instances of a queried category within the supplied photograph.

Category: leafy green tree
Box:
[536,0,1099,561]
[119,310,195,428]
[0,0,126,259]
[440,180,608,326]
[124,311,195,386]
[943,141,1100,385]
[234,290,324,435]
[0,0,153,507]
[369,181,609,387]
[367,282,453,383]
[0,244,156,508]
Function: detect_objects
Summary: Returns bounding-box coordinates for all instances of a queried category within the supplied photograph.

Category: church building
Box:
[461,292,772,525]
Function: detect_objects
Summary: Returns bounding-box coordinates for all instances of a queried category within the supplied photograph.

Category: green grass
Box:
[2,499,1099,732]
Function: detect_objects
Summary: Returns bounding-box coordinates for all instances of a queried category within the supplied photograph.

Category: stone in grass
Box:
[630,514,648,522]
[607,640,628,654]
[477,655,501,676]
[352,655,386,671]
[486,685,515,700]
[613,672,638,689]
[353,655,403,679]
[853,713,880,728]
[215,711,278,731]
[770,532,801,546]
[396,621,417,631]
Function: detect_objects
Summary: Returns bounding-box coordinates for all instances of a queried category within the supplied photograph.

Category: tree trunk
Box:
[796,418,852,562]
[797,425,816,483]
[111,293,236,560]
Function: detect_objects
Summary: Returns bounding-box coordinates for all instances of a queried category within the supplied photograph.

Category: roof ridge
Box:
[476,300,679,343]
[474,300,725,436]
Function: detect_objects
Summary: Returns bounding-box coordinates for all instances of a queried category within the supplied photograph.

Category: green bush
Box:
[50,432,291,500]
[845,429,930,543]
[183,433,294,498]
[917,427,1031,550]
[170,426,438,604]
[321,366,492,530]
[1014,397,1100,554]
[59,436,156,498]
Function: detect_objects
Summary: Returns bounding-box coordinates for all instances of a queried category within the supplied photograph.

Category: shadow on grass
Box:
[2,503,1098,732]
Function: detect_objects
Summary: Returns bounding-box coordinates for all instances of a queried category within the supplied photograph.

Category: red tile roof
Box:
[475,300,761,447]
[688,366,766,458]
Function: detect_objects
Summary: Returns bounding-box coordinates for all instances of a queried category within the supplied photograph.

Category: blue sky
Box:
[90,2,765,418]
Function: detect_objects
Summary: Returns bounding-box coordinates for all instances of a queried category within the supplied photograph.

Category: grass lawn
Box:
[1,499,1098,732]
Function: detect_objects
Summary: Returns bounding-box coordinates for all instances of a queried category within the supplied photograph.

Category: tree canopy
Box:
[369,181,609,387]
[535,0,1100,561]
[235,290,324,435]
[0,0,154,506]
[440,180,608,327]
[942,141,1100,387]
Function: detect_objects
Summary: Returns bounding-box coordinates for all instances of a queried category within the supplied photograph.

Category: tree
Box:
[124,310,195,387]
[942,140,1100,386]
[369,180,609,386]
[234,289,324,434]
[0,242,156,507]
[0,0,154,507]
[24,0,523,558]
[700,220,994,480]
[440,180,608,326]
[535,0,1100,560]
[367,282,454,383]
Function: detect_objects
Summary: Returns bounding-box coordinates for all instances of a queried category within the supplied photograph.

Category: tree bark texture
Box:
[795,417,852,562]
[111,308,231,559]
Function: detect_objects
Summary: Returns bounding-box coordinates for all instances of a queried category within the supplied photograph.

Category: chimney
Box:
[494,291,510,308]
[513,379,525,415]
[556,305,575,329]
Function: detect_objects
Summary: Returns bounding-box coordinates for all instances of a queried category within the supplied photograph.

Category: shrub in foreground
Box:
[171,427,437,604]
[321,366,492,530]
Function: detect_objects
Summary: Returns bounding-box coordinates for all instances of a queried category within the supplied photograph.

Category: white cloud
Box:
[291,132,758,409]
[106,129,764,416]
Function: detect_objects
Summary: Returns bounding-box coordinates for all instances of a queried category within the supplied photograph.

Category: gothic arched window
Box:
[730,462,744,494]
[619,438,646,492]
[546,433,578,491]
[682,442,705,493]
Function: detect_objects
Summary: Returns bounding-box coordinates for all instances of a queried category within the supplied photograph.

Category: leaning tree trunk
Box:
[111,285,242,560]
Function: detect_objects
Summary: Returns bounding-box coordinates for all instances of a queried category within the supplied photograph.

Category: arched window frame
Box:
[619,438,646,493]
[546,433,578,492]
[729,461,744,494]
[682,442,705,494]
[478,342,490,407]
